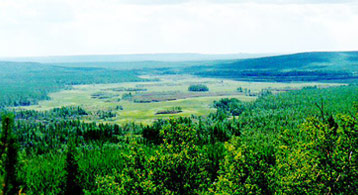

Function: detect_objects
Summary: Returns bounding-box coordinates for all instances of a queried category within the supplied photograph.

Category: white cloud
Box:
[95,0,358,5]
[0,0,357,57]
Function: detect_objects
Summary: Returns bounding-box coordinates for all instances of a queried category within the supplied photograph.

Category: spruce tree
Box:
[1,114,20,195]
[64,138,82,195]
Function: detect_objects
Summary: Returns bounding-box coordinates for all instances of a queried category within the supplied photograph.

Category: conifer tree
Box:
[64,138,82,195]
[1,114,20,195]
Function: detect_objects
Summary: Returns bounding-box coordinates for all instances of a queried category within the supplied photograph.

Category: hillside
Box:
[219,51,358,71]
[180,51,358,82]
[0,61,146,107]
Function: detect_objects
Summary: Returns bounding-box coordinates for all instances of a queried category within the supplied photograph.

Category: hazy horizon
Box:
[1,0,358,57]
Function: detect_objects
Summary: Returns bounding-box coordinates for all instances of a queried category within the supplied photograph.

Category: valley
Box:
[1,51,358,194]
[18,74,343,124]
[2,1,358,193]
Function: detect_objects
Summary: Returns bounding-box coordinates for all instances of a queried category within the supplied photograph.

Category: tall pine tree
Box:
[1,114,20,195]
[64,137,83,195]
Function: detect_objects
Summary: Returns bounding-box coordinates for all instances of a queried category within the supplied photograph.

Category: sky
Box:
[0,0,358,57]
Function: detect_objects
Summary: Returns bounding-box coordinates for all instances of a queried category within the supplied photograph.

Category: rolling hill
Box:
[181,51,358,82]
[218,51,358,71]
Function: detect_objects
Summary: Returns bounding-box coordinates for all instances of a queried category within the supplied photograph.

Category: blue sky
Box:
[0,0,357,57]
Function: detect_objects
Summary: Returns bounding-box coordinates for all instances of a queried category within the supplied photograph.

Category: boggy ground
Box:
[18,74,343,124]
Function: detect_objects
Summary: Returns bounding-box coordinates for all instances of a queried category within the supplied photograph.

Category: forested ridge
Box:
[0,61,146,108]
[161,51,358,82]
[1,84,358,194]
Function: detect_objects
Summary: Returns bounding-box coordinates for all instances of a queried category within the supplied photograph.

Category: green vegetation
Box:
[188,84,209,92]
[0,61,145,108]
[91,92,119,100]
[122,93,133,101]
[155,106,182,115]
[107,87,147,92]
[1,114,20,195]
[64,138,82,195]
[19,75,331,124]
[159,51,358,82]
[0,83,357,194]
[2,52,358,194]
[213,98,245,116]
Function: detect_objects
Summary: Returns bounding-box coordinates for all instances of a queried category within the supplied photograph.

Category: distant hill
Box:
[178,51,358,82]
[0,61,145,108]
[0,53,273,63]
[2,51,358,83]
[216,51,358,71]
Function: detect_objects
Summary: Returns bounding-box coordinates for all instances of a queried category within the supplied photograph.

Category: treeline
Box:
[195,70,358,82]
[11,106,116,121]
[13,106,88,120]
[0,61,146,108]
[1,85,358,194]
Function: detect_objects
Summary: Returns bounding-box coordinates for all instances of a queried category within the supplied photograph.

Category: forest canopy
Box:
[1,84,358,194]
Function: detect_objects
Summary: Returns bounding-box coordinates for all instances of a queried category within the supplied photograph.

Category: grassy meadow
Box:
[18,74,343,124]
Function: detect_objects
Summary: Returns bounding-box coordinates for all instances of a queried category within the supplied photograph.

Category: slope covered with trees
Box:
[171,51,358,82]
[0,61,146,108]
[1,84,358,194]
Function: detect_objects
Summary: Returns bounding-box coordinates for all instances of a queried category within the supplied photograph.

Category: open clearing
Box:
[19,75,343,124]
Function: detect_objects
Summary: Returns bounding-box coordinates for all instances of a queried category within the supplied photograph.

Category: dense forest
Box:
[1,84,358,194]
[1,52,358,194]
[0,62,146,108]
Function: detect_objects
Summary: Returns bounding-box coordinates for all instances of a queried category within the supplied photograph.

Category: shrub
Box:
[213,98,246,116]
[188,84,209,92]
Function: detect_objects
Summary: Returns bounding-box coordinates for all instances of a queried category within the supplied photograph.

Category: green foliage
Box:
[1,83,358,194]
[83,142,157,195]
[0,61,146,108]
[204,142,226,181]
[1,114,20,195]
[93,119,212,195]
[212,137,274,195]
[148,119,210,194]
[271,114,358,194]
[188,84,209,92]
[21,152,66,195]
[142,119,167,145]
[91,110,117,120]
[156,106,183,115]
[213,98,246,116]
[14,106,88,120]
[8,107,123,155]
[64,138,83,195]
[259,88,273,97]
[5,52,358,194]
[91,92,119,100]
[122,93,133,100]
